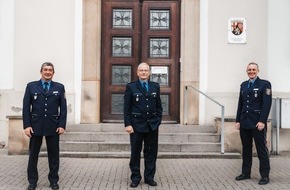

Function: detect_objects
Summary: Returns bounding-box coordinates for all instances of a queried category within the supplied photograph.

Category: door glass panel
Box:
[112,37,132,57]
[113,9,132,29]
[111,94,124,114]
[150,66,168,86]
[112,65,131,85]
[161,95,169,114]
[150,9,170,30]
[150,38,170,58]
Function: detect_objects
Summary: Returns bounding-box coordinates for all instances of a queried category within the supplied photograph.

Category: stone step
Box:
[61,132,220,143]
[66,124,218,133]
[39,124,231,158]
[40,141,221,153]
[39,151,241,159]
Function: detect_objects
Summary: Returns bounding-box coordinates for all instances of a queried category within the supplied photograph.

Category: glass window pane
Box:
[161,95,169,114]
[150,10,170,29]
[112,37,132,57]
[113,9,132,28]
[111,94,124,114]
[150,38,170,58]
[112,65,131,85]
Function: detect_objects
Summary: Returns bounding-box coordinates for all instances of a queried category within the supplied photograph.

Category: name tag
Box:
[53,91,59,94]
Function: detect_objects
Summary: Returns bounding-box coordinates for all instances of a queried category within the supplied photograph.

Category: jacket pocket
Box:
[53,115,60,120]
[150,92,157,98]
[254,110,261,114]
[31,114,38,121]
[133,93,143,102]
[131,112,142,118]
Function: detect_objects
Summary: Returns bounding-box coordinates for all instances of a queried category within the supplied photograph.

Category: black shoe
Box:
[130,182,139,188]
[145,180,157,186]
[27,184,37,190]
[235,174,251,181]
[259,177,269,185]
[50,183,59,190]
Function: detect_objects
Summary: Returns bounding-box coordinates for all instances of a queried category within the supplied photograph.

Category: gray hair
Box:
[40,62,55,73]
[248,62,259,70]
[137,62,150,70]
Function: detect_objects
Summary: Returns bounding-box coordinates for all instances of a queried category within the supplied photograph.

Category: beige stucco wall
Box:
[0,90,31,147]
[81,0,101,123]
[202,0,269,125]
[13,0,75,119]
[180,0,200,124]
[0,0,76,147]
[13,0,75,92]
[0,90,74,148]
[7,116,29,155]
[216,118,272,153]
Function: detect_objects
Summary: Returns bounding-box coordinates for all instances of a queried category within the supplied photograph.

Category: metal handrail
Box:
[184,85,225,154]
[271,98,281,154]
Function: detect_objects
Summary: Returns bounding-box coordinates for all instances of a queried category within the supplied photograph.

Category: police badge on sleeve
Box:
[266,88,271,95]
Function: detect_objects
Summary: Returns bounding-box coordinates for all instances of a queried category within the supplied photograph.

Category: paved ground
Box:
[1,149,290,190]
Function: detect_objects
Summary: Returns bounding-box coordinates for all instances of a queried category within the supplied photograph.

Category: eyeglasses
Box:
[138,69,149,72]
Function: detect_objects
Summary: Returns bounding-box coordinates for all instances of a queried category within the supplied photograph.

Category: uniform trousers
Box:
[129,128,158,183]
[240,128,270,178]
[28,135,60,185]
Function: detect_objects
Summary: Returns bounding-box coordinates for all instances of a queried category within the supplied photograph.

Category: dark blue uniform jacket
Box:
[22,80,67,136]
[124,80,163,132]
[236,77,272,129]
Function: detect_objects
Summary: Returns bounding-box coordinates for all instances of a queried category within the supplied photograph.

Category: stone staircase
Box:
[40,124,240,158]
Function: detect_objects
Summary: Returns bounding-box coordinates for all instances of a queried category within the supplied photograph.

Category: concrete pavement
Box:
[1,149,290,190]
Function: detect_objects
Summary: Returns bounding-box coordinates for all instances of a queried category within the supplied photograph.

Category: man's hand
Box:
[125,125,134,134]
[56,127,65,135]
[235,122,240,130]
[24,127,34,138]
[256,122,265,131]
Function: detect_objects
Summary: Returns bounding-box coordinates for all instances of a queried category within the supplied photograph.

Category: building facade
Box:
[0,0,290,150]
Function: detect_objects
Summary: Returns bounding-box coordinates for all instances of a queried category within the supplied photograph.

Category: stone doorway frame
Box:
[81,0,200,124]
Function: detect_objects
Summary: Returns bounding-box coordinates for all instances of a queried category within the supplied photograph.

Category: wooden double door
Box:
[101,0,180,123]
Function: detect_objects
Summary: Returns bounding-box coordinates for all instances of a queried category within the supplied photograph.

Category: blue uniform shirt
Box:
[41,80,51,90]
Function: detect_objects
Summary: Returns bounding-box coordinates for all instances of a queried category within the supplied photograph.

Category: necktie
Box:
[143,82,148,92]
[44,82,49,93]
[248,81,252,89]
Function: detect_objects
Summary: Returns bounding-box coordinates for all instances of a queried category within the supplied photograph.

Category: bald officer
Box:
[23,62,67,190]
[124,62,163,188]
[235,62,272,185]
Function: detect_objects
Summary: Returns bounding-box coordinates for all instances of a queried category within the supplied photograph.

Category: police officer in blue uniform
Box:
[124,62,163,188]
[235,62,272,185]
[23,62,67,190]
